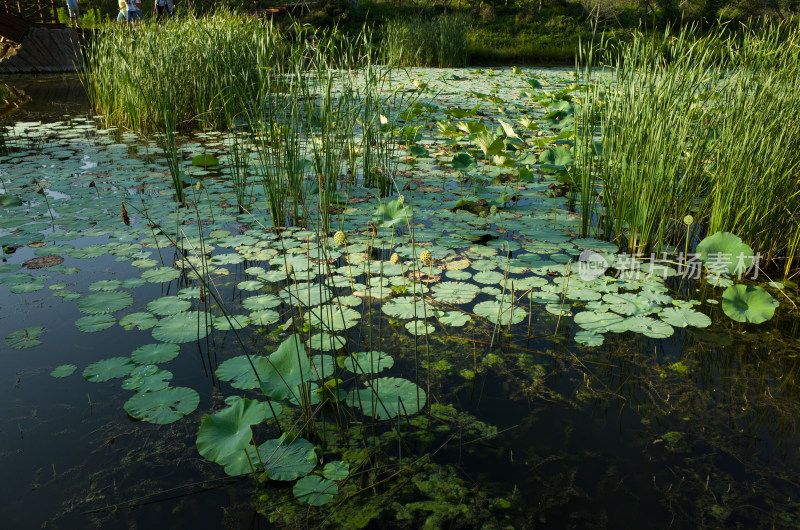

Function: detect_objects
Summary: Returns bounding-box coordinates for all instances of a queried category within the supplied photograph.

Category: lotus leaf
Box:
[216,355,270,390]
[78,291,133,315]
[196,396,269,463]
[722,284,778,324]
[659,307,711,328]
[347,377,426,420]
[152,311,212,343]
[146,296,191,316]
[473,300,526,325]
[6,326,44,349]
[323,460,349,480]
[259,334,312,400]
[695,232,754,276]
[76,314,117,332]
[293,476,337,506]
[381,296,431,319]
[83,356,134,382]
[50,364,77,378]
[344,351,394,374]
[124,387,199,424]
[431,281,480,304]
[258,435,317,481]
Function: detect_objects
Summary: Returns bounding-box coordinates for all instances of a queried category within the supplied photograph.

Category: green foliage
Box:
[382,14,470,67]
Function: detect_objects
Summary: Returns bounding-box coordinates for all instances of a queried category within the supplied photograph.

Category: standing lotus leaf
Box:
[259,334,312,400]
[695,232,754,276]
[196,396,269,464]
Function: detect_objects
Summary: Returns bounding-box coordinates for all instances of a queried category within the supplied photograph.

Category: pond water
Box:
[1,68,799,529]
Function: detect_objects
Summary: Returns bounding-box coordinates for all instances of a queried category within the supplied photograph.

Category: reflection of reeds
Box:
[576,24,800,275]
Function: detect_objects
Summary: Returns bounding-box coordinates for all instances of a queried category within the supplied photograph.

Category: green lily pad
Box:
[721,284,778,324]
[83,356,134,382]
[196,396,269,463]
[76,314,117,332]
[473,300,526,326]
[141,267,182,283]
[343,351,394,374]
[405,320,435,335]
[131,343,180,364]
[146,296,192,316]
[123,386,200,424]
[659,307,711,328]
[77,291,133,315]
[216,355,269,390]
[347,377,426,420]
[431,281,480,304]
[192,153,219,167]
[152,311,212,343]
[259,334,312,400]
[6,326,44,349]
[293,476,337,506]
[258,435,317,481]
[0,195,23,207]
[322,460,349,480]
[381,296,431,319]
[119,312,159,331]
[50,364,77,378]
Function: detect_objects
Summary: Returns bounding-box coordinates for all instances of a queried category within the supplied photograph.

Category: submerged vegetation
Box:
[1,10,800,528]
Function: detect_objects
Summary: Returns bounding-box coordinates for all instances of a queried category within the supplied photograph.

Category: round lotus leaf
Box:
[213,314,250,331]
[446,269,472,280]
[152,311,212,343]
[131,343,180,364]
[89,279,123,291]
[237,280,263,291]
[242,294,282,311]
[721,284,778,324]
[141,267,182,283]
[76,314,117,333]
[574,331,603,346]
[83,356,134,382]
[343,351,394,374]
[473,300,526,326]
[6,326,44,349]
[249,309,280,326]
[473,271,504,285]
[293,476,337,506]
[123,386,199,424]
[308,333,346,352]
[196,396,269,464]
[192,153,219,167]
[405,320,435,335]
[431,281,480,304]
[573,311,626,333]
[279,283,332,307]
[306,305,361,331]
[78,291,133,315]
[434,310,472,327]
[623,316,673,338]
[0,195,23,207]
[347,377,426,420]
[50,364,77,378]
[381,296,431,319]
[602,293,658,316]
[123,370,173,392]
[695,232,753,276]
[310,355,337,380]
[147,296,191,316]
[659,307,711,328]
[10,282,45,294]
[257,435,317,481]
[119,312,158,331]
[322,460,349,480]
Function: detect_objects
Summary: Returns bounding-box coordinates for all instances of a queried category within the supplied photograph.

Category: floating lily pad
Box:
[83,356,134,382]
[6,326,44,349]
[382,296,431,319]
[473,300,526,325]
[343,351,394,374]
[405,320,435,335]
[258,435,317,481]
[50,364,77,378]
[721,284,778,324]
[293,476,337,506]
[78,291,133,315]
[431,281,480,304]
[152,311,212,343]
[259,334,312,400]
[131,343,180,364]
[141,267,182,283]
[322,460,349,480]
[347,377,426,420]
[659,307,711,328]
[695,232,754,276]
[147,296,191,316]
[76,314,117,333]
[216,355,269,390]
[124,386,200,424]
[119,312,158,331]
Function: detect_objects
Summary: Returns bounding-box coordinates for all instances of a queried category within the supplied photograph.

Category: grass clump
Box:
[574,23,800,273]
[381,13,470,67]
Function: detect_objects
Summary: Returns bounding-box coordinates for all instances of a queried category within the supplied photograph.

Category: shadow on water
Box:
[0,74,89,120]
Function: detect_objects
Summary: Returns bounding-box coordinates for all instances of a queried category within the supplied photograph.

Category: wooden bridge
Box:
[0,0,82,73]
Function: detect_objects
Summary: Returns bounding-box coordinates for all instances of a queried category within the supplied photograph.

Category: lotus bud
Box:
[282,263,294,275]
[390,252,400,265]
[398,195,405,204]
[333,230,346,246]
[490,205,498,216]
[420,250,432,265]
[479,210,488,218]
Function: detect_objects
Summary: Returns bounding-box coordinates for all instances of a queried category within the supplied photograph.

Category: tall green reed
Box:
[382,14,470,68]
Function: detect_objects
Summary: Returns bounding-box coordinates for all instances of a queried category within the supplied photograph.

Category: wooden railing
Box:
[0,0,59,24]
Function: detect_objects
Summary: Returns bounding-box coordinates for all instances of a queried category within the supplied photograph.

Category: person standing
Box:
[116,0,127,22]
[154,0,167,19]
[65,0,79,27]
[133,0,143,21]
[126,0,139,22]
